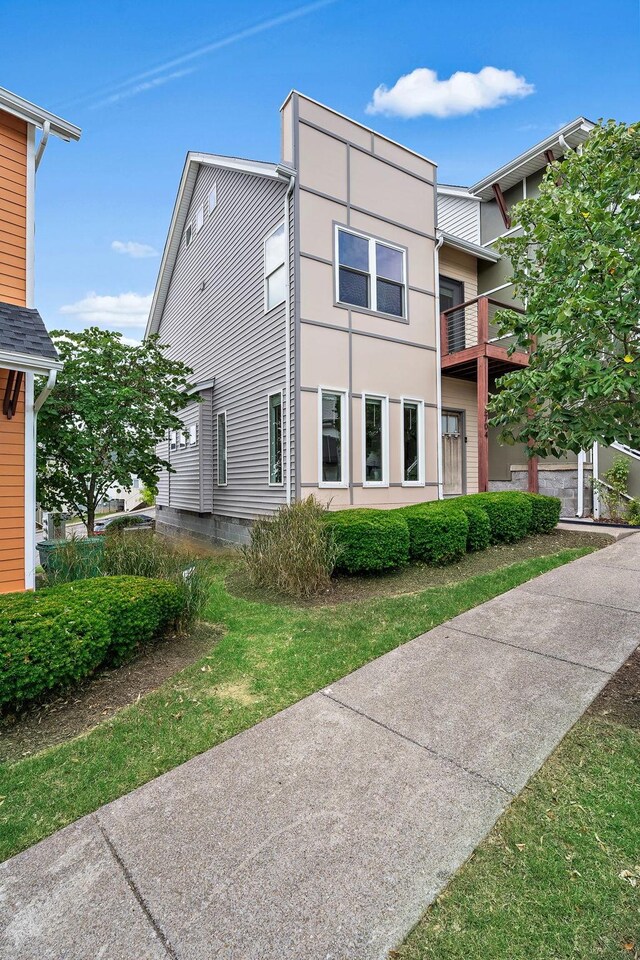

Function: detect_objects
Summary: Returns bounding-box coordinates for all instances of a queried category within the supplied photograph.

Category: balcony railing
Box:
[440,295,527,359]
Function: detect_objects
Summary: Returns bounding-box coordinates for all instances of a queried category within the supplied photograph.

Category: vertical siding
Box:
[0,369,25,592]
[437,193,480,244]
[0,112,27,307]
[156,164,289,520]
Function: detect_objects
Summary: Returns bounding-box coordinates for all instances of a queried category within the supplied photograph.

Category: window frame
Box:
[267,389,284,487]
[189,423,198,447]
[208,182,217,215]
[263,220,286,313]
[216,410,228,487]
[184,223,193,248]
[334,225,407,320]
[169,429,177,452]
[318,387,349,489]
[361,392,389,488]
[400,396,425,487]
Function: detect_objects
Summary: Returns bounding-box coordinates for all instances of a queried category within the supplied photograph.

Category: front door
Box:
[442,410,464,496]
[439,276,465,352]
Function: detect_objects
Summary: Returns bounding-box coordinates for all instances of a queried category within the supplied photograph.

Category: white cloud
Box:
[59,292,152,329]
[366,66,534,119]
[111,240,158,259]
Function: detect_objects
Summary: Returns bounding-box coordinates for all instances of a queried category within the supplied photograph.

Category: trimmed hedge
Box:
[525,492,561,534]
[0,576,182,711]
[323,509,410,574]
[456,503,492,552]
[452,492,533,544]
[401,504,468,565]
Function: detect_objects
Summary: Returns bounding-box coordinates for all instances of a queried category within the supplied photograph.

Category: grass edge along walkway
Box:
[1,547,592,863]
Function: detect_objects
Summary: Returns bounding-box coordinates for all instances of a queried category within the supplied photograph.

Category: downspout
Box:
[34,368,57,414]
[592,442,600,520]
[434,231,445,499]
[577,449,585,517]
[281,169,296,505]
[35,120,51,171]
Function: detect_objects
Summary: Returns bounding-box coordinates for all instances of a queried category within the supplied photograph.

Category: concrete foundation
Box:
[156,505,252,546]
[489,464,593,518]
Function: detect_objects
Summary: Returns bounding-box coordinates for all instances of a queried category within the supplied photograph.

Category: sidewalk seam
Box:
[96,817,179,960]
[445,625,613,676]
[518,585,640,615]
[320,690,515,798]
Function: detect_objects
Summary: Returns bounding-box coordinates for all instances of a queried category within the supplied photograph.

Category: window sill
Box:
[334,301,408,325]
[319,481,349,489]
[363,481,389,488]
[401,481,426,488]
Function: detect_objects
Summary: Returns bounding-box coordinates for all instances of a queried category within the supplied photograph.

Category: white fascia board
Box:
[439,231,501,263]
[437,184,478,199]
[0,86,81,141]
[185,379,215,396]
[0,350,63,375]
[145,153,294,339]
[470,117,595,199]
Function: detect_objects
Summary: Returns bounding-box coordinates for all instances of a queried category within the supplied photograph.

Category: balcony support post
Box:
[477,355,489,492]
[477,296,489,345]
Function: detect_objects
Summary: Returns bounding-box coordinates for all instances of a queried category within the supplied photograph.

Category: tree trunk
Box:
[86,476,96,536]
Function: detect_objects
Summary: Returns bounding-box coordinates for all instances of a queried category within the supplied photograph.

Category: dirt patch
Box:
[227,530,614,607]
[0,622,222,763]
[206,680,261,706]
[589,646,640,729]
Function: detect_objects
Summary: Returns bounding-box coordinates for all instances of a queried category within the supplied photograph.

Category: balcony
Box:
[440,295,530,379]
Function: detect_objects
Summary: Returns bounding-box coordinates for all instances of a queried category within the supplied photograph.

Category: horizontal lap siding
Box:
[0,369,25,592]
[0,112,27,306]
[437,194,480,244]
[158,166,289,520]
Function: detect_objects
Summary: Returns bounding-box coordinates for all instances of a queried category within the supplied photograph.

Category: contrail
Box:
[62,0,338,111]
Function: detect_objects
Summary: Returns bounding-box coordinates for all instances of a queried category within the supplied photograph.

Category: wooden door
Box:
[442,410,464,496]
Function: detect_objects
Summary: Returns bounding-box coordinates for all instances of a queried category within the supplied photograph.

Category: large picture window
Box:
[319,389,348,487]
[363,394,388,486]
[336,227,406,318]
[217,411,227,486]
[268,391,283,485]
[401,398,424,485]
[264,222,286,311]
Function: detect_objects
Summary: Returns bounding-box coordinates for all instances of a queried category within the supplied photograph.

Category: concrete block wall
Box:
[156,505,252,546]
[489,465,593,518]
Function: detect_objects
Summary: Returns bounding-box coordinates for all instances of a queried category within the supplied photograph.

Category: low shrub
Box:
[454,492,533,544]
[324,509,410,575]
[0,576,182,711]
[241,496,339,597]
[400,504,468,565]
[456,503,491,552]
[525,493,561,534]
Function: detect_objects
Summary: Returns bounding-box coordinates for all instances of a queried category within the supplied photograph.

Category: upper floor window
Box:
[264,222,286,311]
[208,183,217,215]
[336,227,406,318]
[184,224,193,248]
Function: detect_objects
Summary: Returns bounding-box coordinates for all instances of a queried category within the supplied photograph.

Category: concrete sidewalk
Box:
[2,535,640,960]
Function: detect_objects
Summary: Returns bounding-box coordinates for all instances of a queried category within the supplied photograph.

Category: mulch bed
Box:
[589,646,640,729]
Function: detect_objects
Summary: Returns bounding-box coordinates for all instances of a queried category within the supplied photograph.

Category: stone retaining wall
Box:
[489,464,593,518]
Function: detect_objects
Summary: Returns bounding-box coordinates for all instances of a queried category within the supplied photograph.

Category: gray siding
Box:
[437,193,480,243]
[156,164,290,521]
[480,182,524,245]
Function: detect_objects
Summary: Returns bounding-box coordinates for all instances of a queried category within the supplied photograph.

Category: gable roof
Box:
[0,86,81,142]
[470,117,594,200]
[145,153,294,338]
[0,301,61,372]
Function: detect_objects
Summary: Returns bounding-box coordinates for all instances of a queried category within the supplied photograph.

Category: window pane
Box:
[208,183,217,214]
[322,392,342,483]
[217,414,227,484]
[376,279,403,316]
[189,423,198,445]
[365,397,384,483]
[267,264,286,310]
[269,394,283,484]
[265,223,285,274]
[376,243,403,282]
[338,230,369,271]
[339,267,369,308]
[403,402,419,482]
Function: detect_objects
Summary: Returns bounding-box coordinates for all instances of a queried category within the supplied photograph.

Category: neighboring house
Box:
[0,87,80,591]
[148,95,634,544]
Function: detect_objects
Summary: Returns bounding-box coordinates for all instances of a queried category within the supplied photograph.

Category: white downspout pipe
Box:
[35,120,51,171]
[577,449,585,517]
[282,171,296,505]
[34,367,57,414]
[434,231,445,499]
[592,442,600,520]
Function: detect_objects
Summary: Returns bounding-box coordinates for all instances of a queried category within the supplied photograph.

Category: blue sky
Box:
[2,0,639,341]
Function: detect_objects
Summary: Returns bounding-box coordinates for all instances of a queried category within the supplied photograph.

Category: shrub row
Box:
[0,576,182,711]
[323,491,560,575]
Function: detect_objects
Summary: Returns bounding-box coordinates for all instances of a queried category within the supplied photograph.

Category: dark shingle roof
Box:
[0,301,58,361]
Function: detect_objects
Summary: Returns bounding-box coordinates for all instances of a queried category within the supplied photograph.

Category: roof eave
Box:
[0,86,81,142]
[0,348,63,375]
[440,231,501,263]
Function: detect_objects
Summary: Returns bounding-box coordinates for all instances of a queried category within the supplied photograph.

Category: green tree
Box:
[488,120,640,457]
[37,328,194,534]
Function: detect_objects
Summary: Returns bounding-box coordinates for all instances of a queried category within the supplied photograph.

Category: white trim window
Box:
[264,221,286,311]
[362,393,389,487]
[401,398,425,486]
[179,428,188,449]
[335,226,406,318]
[217,411,227,486]
[195,204,204,233]
[208,182,217,215]
[268,390,284,486]
[184,223,193,248]
[189,423,198,446]
[319,388,348,487]
[169,429,177,452]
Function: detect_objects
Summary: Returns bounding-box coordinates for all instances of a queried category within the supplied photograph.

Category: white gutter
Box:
[280,168,296,505]
[434,231,445,500]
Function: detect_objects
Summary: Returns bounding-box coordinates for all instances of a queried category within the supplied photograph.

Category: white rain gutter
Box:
[278,166,296,505]
[434,231,445,500]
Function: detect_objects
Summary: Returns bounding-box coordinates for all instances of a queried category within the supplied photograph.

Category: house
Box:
[148,93,635,544]
[0,87,80,591]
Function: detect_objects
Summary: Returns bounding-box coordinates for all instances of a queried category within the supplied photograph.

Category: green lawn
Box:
[396,715,640,960]
[0,546,593,863]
